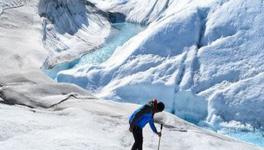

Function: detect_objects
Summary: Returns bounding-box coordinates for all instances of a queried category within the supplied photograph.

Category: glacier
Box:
[0,0,264,149]
[56,0,264,129]
[53,0,264,147]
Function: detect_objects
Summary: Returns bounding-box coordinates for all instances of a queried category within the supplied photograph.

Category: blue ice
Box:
[75,22,144,67]
[221,128,264,147]
[43,22,144,79]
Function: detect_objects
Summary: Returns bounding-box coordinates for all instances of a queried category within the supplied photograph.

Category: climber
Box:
[129,99,165,150]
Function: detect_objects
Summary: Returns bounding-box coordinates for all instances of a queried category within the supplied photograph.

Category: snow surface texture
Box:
[1,99,262,150]
[57,0,264,130]
[0,0,262,149]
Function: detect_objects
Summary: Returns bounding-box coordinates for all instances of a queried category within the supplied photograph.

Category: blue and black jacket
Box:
[129,102,158,133]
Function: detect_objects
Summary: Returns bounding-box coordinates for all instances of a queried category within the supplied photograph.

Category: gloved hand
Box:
[157,132,162,137]
[129,126,134,132]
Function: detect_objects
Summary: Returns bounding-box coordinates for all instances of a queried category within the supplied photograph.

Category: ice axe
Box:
[158,124,163,150]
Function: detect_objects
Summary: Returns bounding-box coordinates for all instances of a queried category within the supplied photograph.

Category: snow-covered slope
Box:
[57,0,264,130]
[0,0,91,108]
[1,98,262,150]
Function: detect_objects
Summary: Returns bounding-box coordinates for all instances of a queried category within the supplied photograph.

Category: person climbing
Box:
[129,99,165,150]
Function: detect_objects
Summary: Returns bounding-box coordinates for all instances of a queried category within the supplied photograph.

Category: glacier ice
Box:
[39,0,112,67]
[54,0,264,132]
[44,22,144,79]
[0,0,263,149]
[75,22,145,67]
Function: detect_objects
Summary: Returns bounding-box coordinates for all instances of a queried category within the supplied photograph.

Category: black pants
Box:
[131,126,143,150]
